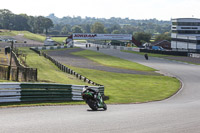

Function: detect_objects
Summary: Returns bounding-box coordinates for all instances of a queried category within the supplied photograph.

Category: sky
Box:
[1,0,200,21]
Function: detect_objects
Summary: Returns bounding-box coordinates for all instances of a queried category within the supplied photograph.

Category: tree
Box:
[71,25,83,33]
[81,24,91,33]
[61,24,71,35]
[112,30,121,34]
[0,9,14,30]
[122,25,138,34]
[33,16,45,33]
[12,14,30,31]
[27,16,36,32]
[133,32,152,43]
[32,16,53,34]
[106,24,121,33]
[154,32,171,42]
[43,18,54,35]
[91,22,105,33]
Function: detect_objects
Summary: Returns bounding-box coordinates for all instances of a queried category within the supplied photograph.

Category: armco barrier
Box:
[140,49,188,56]
[33,46,68,51]
[0,83,104,103]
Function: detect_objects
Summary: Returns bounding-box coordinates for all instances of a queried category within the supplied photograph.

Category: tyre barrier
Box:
[0,82,104,103]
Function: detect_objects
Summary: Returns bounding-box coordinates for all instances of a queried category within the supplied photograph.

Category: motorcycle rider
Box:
[82,86,106,110]
[83,86,98,99]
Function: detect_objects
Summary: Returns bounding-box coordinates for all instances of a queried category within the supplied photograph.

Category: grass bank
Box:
[68,66,180,103]
[0,30,45,42]
[17,47,89,85]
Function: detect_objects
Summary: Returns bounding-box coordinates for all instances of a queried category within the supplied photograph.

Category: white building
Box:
[171,18,200,51]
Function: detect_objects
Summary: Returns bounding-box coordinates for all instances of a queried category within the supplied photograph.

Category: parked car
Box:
[152,46,165,50]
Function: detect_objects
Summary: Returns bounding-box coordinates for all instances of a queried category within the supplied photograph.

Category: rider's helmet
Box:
[83,85,88,92]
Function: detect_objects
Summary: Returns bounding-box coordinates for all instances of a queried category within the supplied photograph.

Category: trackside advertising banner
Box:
[73,33,132,40]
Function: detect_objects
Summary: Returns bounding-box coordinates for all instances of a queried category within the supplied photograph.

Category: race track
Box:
[1,44,200,133]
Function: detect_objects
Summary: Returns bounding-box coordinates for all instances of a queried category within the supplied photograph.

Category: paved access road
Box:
[1,45,200,133]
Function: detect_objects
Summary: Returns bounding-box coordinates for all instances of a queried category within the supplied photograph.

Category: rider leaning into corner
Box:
[82,86,107,111]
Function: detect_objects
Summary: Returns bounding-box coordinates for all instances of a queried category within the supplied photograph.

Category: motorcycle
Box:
[82,86,107,111]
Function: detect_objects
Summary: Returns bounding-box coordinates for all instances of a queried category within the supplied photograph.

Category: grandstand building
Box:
[171,18,200,51]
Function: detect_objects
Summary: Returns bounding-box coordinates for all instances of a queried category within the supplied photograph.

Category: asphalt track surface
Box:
[47,48,159,75]
[0,34,43,48]
[1,44,200,133]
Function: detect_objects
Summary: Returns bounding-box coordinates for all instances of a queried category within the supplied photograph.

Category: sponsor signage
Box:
[73,33,132,40]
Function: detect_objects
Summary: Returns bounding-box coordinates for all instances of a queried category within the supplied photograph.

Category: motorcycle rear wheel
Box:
[103,103,107,110]
[87,99,98,111]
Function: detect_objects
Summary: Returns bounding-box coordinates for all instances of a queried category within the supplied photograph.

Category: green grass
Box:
[12,31,45,42]
[51,37,67,44]
[0,30,16,36]
[72,50,156,71]
[17,47,89,85]
[68,66,180,103]
[0,80,12,82]
[0,30,46,42]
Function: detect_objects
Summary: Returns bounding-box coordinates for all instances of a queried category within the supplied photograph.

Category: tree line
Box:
[0,9,171,43]
[47,14,171,42]
[47,13,171,35]
[0,9,53,34]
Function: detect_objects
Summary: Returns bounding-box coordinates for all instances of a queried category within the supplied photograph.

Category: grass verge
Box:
[51,37,66,44]
[0,30,45,42]
[68,66,180,104]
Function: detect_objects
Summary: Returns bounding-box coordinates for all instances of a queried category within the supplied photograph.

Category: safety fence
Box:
[85,43,140,52]
[0,64,37,82]
[0,43,44,48]
[140,49,188,56]
[0,49,37,81]
[0,65,8,80]
[0,83,104,103]
[30,47,103,86]
[12,51,37,81]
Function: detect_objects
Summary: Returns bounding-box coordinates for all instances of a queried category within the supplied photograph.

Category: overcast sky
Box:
[1,0,200,20]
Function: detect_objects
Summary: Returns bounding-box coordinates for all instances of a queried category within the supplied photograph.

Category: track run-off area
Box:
[1,44,200,133]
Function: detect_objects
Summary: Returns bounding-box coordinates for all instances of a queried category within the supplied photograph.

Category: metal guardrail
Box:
[0,83,104,103]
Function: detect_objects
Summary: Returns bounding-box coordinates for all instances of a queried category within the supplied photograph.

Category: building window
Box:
[181,27,198,29]
[172,22,200,26]
[172,30,200,34]
[172,38,198,43]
